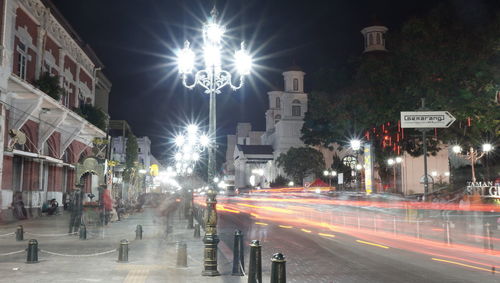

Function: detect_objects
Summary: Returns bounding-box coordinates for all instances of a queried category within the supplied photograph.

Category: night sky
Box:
[51,0,495,163]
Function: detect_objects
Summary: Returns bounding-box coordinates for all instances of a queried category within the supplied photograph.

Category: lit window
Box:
[293,78,299,91]
[17,42,28,80]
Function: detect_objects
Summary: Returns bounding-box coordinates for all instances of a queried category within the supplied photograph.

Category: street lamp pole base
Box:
[202,234,220,276]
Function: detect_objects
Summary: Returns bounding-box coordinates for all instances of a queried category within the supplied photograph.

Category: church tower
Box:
[262,65,307,157]
[361,19,388,53]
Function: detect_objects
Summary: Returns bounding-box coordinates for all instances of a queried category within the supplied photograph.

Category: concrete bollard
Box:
[270,253,286,283]
[118,239,129,262]
[79,225,87,240]
[26,239,38,263]
[176,241,188,267]
[248,240,262,283]
[16,225,24,241]
[194,224,201,238]
[136,225,143,240]
[232,230,244,276]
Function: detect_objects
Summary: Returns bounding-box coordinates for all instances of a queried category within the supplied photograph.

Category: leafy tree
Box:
[303,3,500,169]
[76,104,108,131]
[270,175,290,187]
[276,147,325,184]
[33,72,64,100]
[123,134,138,182]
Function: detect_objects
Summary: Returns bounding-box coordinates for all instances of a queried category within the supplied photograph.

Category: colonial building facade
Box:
[0,0,110,218]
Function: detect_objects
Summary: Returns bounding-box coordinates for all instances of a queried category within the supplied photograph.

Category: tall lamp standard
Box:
[452,143,493,183]
[387,157,403,193]
[323,169,337,188]
[177,7,252,276]
[350,139,362,190]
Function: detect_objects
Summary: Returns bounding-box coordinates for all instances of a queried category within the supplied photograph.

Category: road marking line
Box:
[431,258,497,273]
[301,228,312,233]
[356,240,389,249]
[255,222,268,226]
[279,225,293,229]
[124,269,149,283]
[318,233,335,238]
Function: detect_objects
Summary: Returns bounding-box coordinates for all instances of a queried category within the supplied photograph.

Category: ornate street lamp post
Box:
[177,6,252,276]
[452,144,493,183]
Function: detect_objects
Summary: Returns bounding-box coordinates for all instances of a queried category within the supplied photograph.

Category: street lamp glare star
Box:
[350,139,361,151]
[482,143,493,152]
[387,158,395,166]
[452,145,462,154]
[175,135,185,147]
[200,135,210,147]
[187,124,198,134]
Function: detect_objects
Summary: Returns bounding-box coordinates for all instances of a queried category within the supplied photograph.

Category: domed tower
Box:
[361,18,388,53]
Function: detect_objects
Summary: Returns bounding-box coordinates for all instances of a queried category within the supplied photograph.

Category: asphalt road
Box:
[217,208,498,283]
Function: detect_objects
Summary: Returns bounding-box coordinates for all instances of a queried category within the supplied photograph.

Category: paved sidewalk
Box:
[0,205,251,282]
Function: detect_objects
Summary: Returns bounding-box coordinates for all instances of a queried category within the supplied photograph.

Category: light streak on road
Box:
[431,258,497,273]
[356,240,390,249]
[255,222,268,226]
[197,190,500,270]
[318,233,336,238]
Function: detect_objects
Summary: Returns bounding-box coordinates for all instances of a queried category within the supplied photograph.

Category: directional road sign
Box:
[400,111,456,128]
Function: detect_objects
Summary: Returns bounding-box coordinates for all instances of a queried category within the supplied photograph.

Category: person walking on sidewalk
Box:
[69,185,84,233]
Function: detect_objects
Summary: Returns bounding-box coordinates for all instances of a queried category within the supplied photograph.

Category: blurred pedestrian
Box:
[69,185,84,233]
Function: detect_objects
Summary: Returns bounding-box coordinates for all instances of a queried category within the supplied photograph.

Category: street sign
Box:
[401,111,456,128]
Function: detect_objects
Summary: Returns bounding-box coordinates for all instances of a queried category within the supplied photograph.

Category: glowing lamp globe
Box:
[174,135,185,147]
[234,43,252,75]
[204,22,224,44]
[187,124,198,134]
[178,41,195,74]
[200,135,210,147]
[482,143,493,152]
[452,145,462,154]
[323,170,329,176]
[350,139,361,151]
[387,159,395,166]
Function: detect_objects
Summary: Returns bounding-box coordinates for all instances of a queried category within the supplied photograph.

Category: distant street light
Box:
[452,143,494,182]
[323,169,337,188]
[349,139,363,190]
[387,157,403,193]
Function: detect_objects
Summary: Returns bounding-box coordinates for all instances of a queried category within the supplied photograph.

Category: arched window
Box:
[376,33,381,44]
[342,155,357,169]
[276,97,281,109]
[292,100,301,116]
[274,114,281,124]
[293,78,299,91]
[369,33,374,45]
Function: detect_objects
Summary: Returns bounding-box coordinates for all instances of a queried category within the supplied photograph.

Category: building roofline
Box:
[41,0,105,68]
